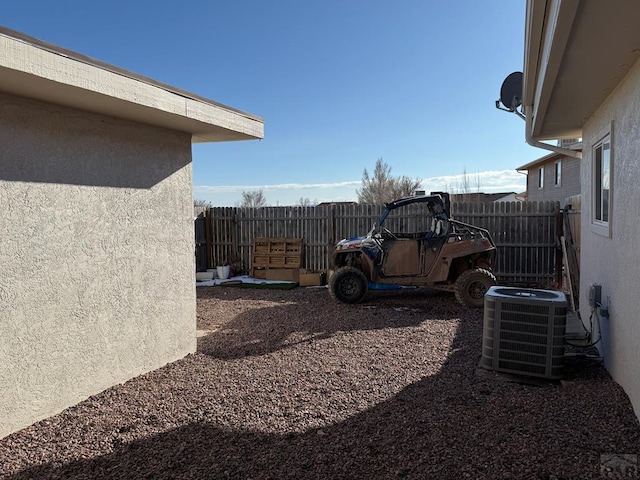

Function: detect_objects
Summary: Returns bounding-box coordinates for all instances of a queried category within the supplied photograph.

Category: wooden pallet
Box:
[252,255,301,268]
[253,238,302,255]
[251,237,303,279]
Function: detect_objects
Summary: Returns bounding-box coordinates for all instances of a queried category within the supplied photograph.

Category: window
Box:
[554,160,562,186]
[593,135,611,226]
[538,167,544,189]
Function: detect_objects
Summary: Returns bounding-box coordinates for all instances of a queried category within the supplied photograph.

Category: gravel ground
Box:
[1,286,640,480]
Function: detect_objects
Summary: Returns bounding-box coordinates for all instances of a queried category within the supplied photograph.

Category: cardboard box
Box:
[299,270,326,287]
[265,268,300,282]
[299,273,321,287]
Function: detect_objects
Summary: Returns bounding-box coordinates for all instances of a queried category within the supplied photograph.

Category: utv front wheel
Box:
[454,268,496,308]
[329,266,368,304]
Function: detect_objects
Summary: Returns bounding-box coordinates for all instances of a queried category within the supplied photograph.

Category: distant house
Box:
[0,27,263,437]
[523,1,640,420]
[516,141,582,204]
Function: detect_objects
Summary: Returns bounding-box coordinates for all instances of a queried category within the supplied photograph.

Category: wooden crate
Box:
[251,237,304,278]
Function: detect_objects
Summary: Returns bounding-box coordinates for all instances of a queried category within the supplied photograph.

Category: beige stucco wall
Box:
[0,92,196,437]
[580,57,640,419]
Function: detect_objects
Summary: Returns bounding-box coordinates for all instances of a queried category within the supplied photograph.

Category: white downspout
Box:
[524,105,582,159]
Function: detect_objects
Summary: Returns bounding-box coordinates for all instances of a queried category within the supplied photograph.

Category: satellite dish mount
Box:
[495,71,525,120]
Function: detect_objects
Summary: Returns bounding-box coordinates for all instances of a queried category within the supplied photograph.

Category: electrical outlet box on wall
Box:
[589,284,602,308]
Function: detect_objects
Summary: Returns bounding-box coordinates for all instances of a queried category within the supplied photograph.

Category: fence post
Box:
[328,204,337,269]
[555,209,563,288]
[205,207,213,269]
[232,208,239,266]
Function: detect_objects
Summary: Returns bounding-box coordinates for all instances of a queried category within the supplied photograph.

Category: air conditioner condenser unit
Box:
[481,286,568,379]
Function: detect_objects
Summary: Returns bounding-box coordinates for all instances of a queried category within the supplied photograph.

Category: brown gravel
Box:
[1,286,639,480]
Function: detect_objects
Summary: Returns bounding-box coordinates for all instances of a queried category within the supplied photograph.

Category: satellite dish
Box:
[499,71,523,111]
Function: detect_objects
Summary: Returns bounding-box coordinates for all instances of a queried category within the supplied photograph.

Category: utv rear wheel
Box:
[329,266,368,304]
[454,268,496,308]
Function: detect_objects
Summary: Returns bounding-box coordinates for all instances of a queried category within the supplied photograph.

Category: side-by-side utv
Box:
[328,192,496,308]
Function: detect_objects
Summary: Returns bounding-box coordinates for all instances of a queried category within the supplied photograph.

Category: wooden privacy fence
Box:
[450,202,560,286]
[195,201,562,287]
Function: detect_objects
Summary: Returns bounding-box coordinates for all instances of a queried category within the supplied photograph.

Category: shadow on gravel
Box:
[198,288,461,359]
[7,291,640,480]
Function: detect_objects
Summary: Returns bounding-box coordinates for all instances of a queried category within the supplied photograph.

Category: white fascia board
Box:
[0,28,264,142]
[523,0,580,140]
[523,0,545,106]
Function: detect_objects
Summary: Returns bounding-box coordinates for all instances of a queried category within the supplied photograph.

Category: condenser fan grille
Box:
[502,301,552,315]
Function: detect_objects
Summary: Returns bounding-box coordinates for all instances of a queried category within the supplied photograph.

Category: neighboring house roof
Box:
[316,201,358,207]
[523,1,640,140]
[0,26,263,143]
[514,192,527,202]
[516,142,582,171]
[488,192,520,203]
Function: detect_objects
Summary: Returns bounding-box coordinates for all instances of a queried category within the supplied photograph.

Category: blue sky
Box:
[4,1,543,206]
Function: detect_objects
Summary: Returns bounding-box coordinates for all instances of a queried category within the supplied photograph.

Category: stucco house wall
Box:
[0,25,263,438]
[579,56,640,418]
[522,0,640,422]
[0,92,197,436]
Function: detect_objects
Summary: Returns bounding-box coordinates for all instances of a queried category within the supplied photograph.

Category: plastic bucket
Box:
[216,265,231,280]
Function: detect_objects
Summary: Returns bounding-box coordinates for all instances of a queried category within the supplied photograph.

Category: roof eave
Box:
[523,0,581,141]
[516,141,582,171]
[523,1,640,141]
[0,26,264,143]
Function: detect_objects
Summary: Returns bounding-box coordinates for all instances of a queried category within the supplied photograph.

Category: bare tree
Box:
[391,176,422,200]
[356,158,422,204]
[194,198,212,208]
[454,169,482,201]
[297,197,316,207]
[458,168,471,194]
[238,189,267,208]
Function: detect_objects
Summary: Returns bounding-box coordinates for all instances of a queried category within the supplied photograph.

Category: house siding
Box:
[581,56,640,419]
[560,157,581,202]
[0,93,196,437]
[525,156,581,204]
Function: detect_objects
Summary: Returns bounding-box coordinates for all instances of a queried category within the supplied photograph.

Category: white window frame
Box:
[538,166,544,190]
[554,160,562,187]
[591,131,612,237]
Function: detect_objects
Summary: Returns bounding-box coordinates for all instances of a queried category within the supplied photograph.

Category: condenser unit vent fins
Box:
[481,286,567,379]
